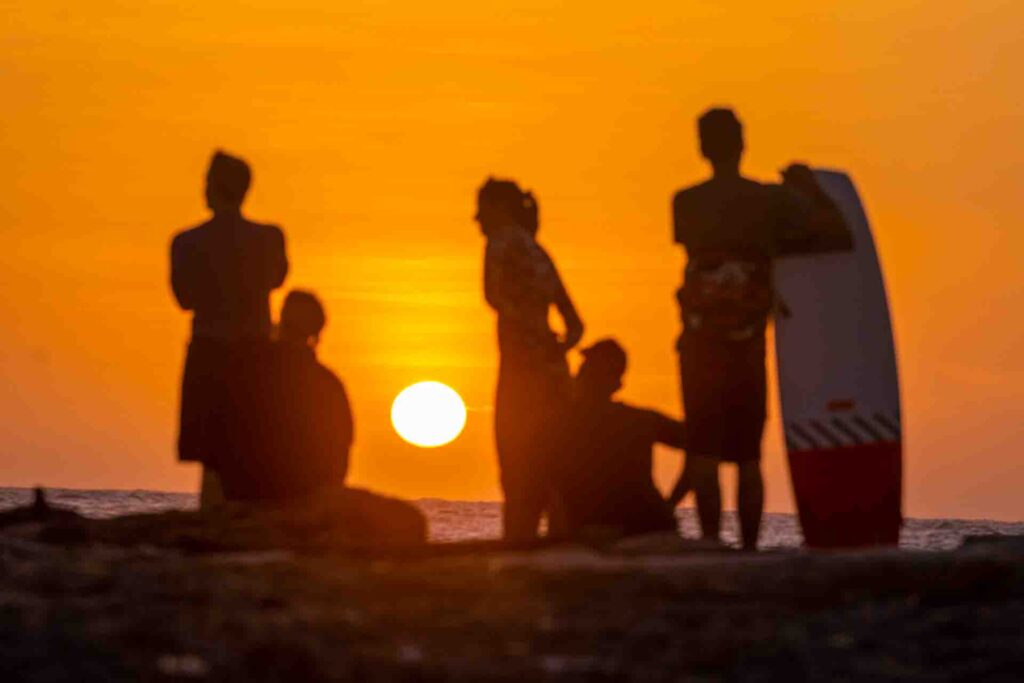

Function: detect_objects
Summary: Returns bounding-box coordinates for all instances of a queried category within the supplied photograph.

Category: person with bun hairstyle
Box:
[476,178,584,541]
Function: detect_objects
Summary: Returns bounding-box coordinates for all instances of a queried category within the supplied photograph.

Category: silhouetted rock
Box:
[5,487,425,554]
[0,488,82,529]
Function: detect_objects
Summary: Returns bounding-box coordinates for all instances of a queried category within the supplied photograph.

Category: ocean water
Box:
[1,487,1021,551]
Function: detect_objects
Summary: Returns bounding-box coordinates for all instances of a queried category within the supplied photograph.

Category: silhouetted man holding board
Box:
[555,339,687,539]
[668,108,852,549]
[171,150,288,506]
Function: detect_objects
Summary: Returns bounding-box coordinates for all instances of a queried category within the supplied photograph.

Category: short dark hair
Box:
[697,108,743,162]
[280,290,326,340]
[207,150,252,204]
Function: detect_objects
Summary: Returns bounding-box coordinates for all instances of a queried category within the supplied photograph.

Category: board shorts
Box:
[678,331,766,463]
[178,338,230,463]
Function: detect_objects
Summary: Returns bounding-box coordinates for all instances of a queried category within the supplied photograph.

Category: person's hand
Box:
[781,163,820,195]
[560,320,584,353]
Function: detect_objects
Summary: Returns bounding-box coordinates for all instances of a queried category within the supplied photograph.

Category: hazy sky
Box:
[1,0,1021,520]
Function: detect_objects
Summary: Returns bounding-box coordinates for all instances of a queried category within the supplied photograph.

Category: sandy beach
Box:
[1,508,1022,681]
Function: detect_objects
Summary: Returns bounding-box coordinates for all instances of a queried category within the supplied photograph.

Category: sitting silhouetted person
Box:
[215,291,427,545]
[217,290,353,501]
[554,339,688,539]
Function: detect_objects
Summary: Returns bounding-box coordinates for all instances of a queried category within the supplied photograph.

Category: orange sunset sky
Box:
[1,1,1021,520]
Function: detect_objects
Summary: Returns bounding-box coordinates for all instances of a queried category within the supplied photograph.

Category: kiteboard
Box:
[774,169,903,548]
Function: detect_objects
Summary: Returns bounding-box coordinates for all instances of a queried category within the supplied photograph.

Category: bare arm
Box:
[331,378,354,485]
[267,226,288,290]
[552,270,584,352]
[777,164,854,255]
[169,234,197,311]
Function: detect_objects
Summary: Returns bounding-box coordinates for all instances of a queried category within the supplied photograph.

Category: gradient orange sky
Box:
[2,1,1021,520]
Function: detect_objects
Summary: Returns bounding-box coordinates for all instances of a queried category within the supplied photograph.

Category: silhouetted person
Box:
[216,290,353,501]
[554,339,687,539]
[171,150,288,507]
[214,292,427,545]
[668,108,852,550]
[477,178,584,541]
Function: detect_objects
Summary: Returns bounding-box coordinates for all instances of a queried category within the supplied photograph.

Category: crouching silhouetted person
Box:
[554,339,688,540]
[216,291,426,545]
[171,151,288,507]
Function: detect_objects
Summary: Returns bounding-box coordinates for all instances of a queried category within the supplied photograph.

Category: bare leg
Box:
[666,457,694,508]
[199,467,225,511]
[737,461,764,550]
[502,488,544,542]
[690,455,721,541]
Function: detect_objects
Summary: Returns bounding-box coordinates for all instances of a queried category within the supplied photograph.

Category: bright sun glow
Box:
[391,381,467,448]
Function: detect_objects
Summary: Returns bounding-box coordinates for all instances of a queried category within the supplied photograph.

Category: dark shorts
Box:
[178,339,232,463]
[678,331,766,463]
[178,338,268,464]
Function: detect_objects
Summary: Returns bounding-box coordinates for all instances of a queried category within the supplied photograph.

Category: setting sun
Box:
[391,382,467,448]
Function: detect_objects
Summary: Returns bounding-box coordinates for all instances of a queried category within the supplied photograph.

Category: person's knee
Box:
[690,456,720,486]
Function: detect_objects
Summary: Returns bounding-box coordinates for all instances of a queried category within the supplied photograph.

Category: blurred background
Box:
[1,0,1021,520]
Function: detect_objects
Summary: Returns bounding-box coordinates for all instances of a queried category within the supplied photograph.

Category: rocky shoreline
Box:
[1,502,1022,681]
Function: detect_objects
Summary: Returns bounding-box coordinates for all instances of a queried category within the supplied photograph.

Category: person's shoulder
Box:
[171,220,213,247]
[673,179,715,206]
[246,220,285,243]
[622,402,682,429]
[314,359,347,395]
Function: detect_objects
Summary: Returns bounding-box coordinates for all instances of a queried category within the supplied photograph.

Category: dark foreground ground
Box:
[1,510,1022,681]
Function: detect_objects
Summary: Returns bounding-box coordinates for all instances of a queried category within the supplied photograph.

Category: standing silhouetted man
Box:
[171,150,288,506]
[668,108,851,549]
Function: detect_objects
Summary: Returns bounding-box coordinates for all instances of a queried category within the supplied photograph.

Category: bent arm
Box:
[170,235,197,311]
[653,412,687,450]
[552,269,584,351]
[267,226,288,290]
[778,165,854,255]
[332,380,354,485]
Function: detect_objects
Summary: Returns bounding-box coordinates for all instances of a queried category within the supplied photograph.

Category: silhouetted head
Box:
[280,290,326,348]
[205,150,252,214]
[576,339,628,401]
[475,177,538,236]
[698,108,744,172]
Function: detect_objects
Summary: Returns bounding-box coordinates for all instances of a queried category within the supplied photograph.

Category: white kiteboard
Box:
[773,169,902,547]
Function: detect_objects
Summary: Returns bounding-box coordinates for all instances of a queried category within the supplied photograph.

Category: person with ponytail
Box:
[476,177,584,541]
